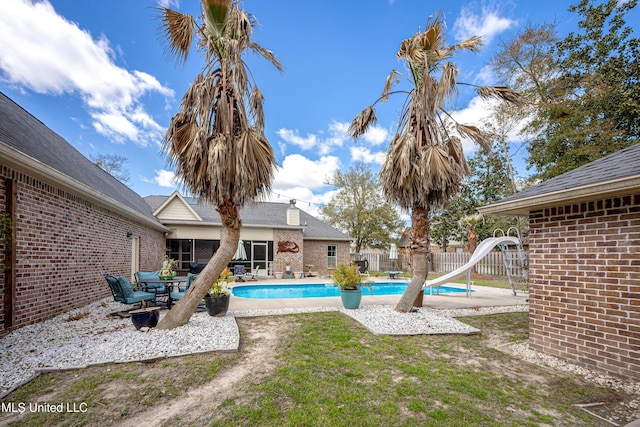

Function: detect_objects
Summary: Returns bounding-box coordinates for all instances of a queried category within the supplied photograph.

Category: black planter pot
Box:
[130,307,161,330]
[204,295,230,317]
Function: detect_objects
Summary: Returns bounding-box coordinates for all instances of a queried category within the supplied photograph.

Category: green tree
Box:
[156,0,281,329]
[430,145,522,253]
[320,163,404,254]
[90,153,130,184]
[493,1,639,180]
[349,14,521,312]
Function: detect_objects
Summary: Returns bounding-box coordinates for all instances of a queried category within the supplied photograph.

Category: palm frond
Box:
[456,123,491,151]
[157,8,195,67]
[250,44,283,72]
[446,136,465,166]
[477,86,523,104]
[381,70,400,102]
[202,0,230,38]
[435,61,458,108]
[348,106,377,139]
[450,35,483,53]
[250,86,264,130]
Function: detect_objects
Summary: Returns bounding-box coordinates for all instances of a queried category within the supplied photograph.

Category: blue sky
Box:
[0,0,596,217]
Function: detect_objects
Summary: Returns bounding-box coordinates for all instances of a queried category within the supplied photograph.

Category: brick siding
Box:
[528,194,640,381]
[303,240,351,276]
[273,229,304,273]
[0,167,165,334]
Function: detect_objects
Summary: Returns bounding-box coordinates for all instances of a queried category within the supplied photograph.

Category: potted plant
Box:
[204,269,232,316]
[332,263,372,309]
[129,300,161,330]
[159,255,177,280]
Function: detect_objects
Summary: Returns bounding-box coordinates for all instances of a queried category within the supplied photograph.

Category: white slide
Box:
[424,236,520,292]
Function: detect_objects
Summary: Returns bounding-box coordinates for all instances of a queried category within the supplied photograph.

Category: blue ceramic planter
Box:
[130,307,160,330]
[340,288,362,309]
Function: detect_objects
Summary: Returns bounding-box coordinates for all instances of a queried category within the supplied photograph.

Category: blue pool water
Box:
[232,282,472,299]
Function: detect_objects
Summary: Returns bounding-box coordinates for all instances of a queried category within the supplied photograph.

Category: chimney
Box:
[287,199,300,226]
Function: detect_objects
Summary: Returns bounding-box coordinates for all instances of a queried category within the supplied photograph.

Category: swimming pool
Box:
[231,282,473,299]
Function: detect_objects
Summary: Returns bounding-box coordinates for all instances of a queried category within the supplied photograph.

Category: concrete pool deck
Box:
[227,276,529,312]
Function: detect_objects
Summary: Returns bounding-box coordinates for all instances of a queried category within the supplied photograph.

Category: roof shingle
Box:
[0,92,159,223]
[144,195,352,241]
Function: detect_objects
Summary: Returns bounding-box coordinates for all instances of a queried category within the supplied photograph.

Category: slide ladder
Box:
[493,228,528,296]
[424,229,528,297]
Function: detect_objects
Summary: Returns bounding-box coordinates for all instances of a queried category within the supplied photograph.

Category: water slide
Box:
[423,236,521,296]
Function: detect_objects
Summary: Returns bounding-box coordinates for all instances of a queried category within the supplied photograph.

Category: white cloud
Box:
[451,96,522,154]
[156,0,180,8]
[274,154,340,190]
[362,125,389,145]
[278,121,390,156]
[149,169,176,188]
[473,65,496,86]
[350,147,386,165]
[277,120,351,155]
[267,186,335,217]
[453,4,515,45]
[276,128,318,150]
[0,0,173,146]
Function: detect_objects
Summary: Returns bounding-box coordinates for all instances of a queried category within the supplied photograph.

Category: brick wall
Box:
[273,229,304,273]
[303,240,351,276]
[528,194,640,381]
[0,167,165,334]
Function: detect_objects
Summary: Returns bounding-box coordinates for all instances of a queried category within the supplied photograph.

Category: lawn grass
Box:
[2,312,616,426]
[206,312,608,426]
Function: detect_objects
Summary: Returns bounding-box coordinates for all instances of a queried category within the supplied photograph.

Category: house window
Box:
[166,239,192,270]
[327,245,337,267]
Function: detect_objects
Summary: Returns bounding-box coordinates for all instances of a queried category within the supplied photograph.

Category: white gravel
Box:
[341,305,480,335]
[2,297,637,410]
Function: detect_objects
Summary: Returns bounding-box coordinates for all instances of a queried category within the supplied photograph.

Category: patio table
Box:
[388,271,401,279]
[139,277,187,309]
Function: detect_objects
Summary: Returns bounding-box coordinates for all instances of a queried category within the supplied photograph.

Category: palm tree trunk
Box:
[157,200,240,330]
[395,205,430,312]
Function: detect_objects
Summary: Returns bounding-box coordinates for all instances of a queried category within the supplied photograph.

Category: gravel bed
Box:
[342,305,481,335]
[0,299,239,398]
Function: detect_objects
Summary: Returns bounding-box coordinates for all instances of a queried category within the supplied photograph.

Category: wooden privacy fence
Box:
[431,251,528,278]
[351,252,399,272]
[352,250,528,278]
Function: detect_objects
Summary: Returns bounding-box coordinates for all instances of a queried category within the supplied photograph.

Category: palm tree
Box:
[156,0,282,329]
[349,14,521,312]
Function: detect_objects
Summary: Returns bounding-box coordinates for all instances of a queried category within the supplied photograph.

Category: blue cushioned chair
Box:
[135,270,170,298]
[106,275,156,308]
[169,273,198,307]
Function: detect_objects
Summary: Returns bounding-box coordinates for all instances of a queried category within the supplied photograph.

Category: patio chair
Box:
[354,259,370,280]
[234,265,246,282]
[105,275,156,308]
[243,266,259,281]
[169,273,198,306]
[135,270,169,296]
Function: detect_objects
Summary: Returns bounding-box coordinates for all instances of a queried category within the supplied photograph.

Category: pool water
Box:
[231,282,472,299]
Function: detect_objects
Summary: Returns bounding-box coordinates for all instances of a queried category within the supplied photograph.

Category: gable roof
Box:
[144,195,352,241]
[0,92,165,230]
[480,143,640,215]
[152,191,203,221]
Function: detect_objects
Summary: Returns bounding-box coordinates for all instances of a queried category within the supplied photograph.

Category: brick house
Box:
[145,192,352,277]
[0,92,167,334]
[480,143,640,381]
